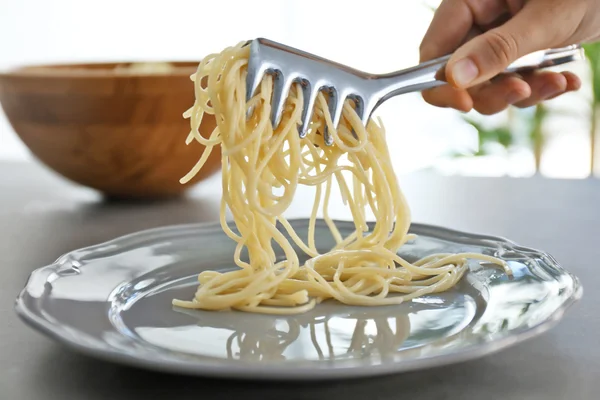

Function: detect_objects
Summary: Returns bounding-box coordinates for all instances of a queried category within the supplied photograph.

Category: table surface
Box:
[1,161,598,400]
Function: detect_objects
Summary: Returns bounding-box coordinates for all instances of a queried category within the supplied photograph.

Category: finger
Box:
[477,12,512,32]
[445,0,567,89]
[515,71,581,103]
[468,75,531,115]
[546,77,580,100]
[544,71,582,100]
[421,86,473,111]
[514,71,568,108]
[562,71,582,92]
[420,0,474,61]
[506,0,526,15]
[420,0,526,62]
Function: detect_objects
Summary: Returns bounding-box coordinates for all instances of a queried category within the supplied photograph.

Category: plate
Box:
[15,220,582,380]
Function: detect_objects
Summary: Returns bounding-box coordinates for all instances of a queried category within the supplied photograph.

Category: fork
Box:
[245,38,584,146]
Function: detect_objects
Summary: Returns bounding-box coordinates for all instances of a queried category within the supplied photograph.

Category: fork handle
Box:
[375,44,585,105]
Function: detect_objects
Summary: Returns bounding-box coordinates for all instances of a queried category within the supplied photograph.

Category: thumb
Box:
[445,2,559,89]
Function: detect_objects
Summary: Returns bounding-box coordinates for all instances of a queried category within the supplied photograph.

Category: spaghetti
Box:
[172,41,510,314]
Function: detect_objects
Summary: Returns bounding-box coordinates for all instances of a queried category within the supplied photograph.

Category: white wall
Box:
[0,0,592,177]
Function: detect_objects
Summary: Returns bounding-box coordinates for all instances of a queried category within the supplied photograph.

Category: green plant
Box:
[528,104,548,172]
[460,116,514,157]
[455,105,547,172]
[583,42,600,174]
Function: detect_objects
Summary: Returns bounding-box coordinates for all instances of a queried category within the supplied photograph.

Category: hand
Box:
[419,0,599,114]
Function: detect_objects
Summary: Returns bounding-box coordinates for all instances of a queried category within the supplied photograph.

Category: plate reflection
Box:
[130,294,476,363]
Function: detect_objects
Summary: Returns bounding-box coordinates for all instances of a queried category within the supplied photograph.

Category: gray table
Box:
[1,161,598,400]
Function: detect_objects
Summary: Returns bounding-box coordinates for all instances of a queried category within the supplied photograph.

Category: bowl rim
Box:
[0,61,200,79]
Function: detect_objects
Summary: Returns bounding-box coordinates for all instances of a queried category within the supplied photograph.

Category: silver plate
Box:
[15,220,582,380]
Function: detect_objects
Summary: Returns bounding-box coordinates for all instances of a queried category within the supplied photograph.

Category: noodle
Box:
[172,41,510,314]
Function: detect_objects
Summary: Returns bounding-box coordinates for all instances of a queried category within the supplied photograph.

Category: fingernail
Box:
[506,91,525,105]
[540,84,561,99]
[451,58,479,87]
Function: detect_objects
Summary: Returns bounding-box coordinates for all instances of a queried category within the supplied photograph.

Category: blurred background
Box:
[1,0,597,183]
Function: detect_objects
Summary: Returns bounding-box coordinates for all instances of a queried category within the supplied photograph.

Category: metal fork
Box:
[245,38,584,146]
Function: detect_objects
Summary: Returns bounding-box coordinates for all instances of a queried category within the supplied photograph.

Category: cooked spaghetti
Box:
[172,41,510,314]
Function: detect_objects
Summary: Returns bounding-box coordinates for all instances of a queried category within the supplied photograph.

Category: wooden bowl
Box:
[0,61,220,199]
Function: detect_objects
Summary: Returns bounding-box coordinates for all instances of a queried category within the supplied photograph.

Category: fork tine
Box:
[299,84,317,138]
[246,40,263,102]
[270,72,292,129]
[245,66,265,103]
[347,96,363,140]
[352,96,364,122]
[323,90,343,146]
[360,102,374,127]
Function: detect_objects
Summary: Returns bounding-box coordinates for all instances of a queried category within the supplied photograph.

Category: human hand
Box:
[419,0,599,114]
